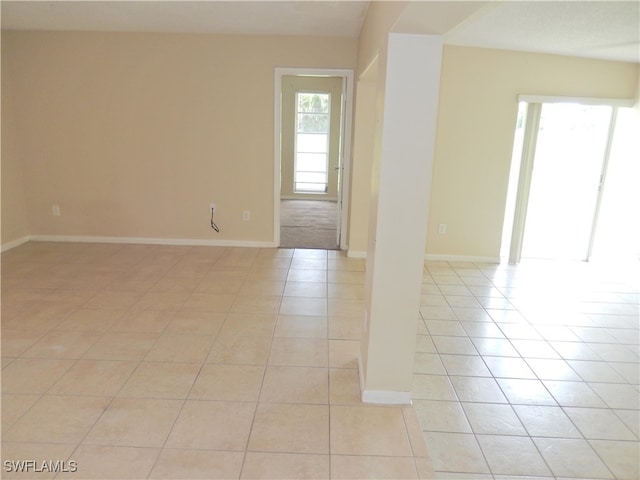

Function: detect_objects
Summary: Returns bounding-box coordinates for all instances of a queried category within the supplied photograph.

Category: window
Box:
[294,92,330,193]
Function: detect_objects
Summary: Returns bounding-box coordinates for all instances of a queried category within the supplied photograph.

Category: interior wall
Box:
[347,72,377,255]
[356,0,406,77]
[427,46,639,260]
[1,31,357,246]
[346,0,404,255]
[351,2,638,261]
[1,61,30,247]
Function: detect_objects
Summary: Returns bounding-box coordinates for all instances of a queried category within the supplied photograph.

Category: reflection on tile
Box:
[450,376,508,403]
[564,407,637,440]
[496,378,558,406]
[590,440,640,480]
[483,356,536,379]
[462,402,527,436]
[477,435,551,476]
[543,380,606,407]
[512,405,582,438]
[412,374,458,401]
[533,437,613,479]
[413,400,471,433]
[421,432,489,474]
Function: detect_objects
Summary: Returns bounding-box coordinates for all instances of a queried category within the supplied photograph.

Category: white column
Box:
[359,33,443,404]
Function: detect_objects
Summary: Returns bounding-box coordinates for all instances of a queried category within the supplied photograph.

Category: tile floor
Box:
[1,242,638,479]
[416,259,639,480]
[1,242,430,479]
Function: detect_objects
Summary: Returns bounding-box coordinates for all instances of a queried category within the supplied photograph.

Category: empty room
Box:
[2,1,638,479]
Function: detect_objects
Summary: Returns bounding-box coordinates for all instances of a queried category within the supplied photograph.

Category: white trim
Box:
[587,108,618,261]
[424,254,500,264]
[339,70,355,251]
[509,103,542,264]
[274,67,355,251]
[28,235,276,248]
[518,95,634,108]
[357,353,366,399]
[348,251,500,263]
[361,389,413,405]
[280,195,338,201]
[1,235,30,252]
[357,351,413,405]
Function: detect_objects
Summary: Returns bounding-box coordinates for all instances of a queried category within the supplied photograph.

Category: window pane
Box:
[295,182,327,192]
[297,93,329,113]
[297,133,327,153]
[298,113,329,133]
[294,92,330,195]
[296,153,327,172]
[295,171,327,183]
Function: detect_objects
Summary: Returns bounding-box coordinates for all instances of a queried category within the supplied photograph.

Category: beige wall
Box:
[349,18,639,259]
[1,31,356,246]
[428,46,639,259]
[1,61,30,246]
[347,1,402,255]
[356,0,407,77]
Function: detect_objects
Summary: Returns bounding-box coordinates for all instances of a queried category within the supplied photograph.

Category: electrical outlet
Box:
[243,210,250,221]
[438,223,447,234]
[52,205,61,217]
[210,203,216,215]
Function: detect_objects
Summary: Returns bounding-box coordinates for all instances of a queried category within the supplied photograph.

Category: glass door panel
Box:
[521,103,613,260]
[294,92,330,193]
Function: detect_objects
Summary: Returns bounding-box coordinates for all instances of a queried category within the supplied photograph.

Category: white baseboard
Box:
[280,196,338,202]
[357,353,412,405]
[424,254,500,264]
[1,235,30,252]
[346,250,499,264]
[26,235,277,249]
[361,389,413,405]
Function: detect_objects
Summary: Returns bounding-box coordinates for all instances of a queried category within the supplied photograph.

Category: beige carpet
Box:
[280,199,338,249]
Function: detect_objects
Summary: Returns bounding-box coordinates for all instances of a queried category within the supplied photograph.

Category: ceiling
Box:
[1,1,639,63]
[0,1,370,37]
[445,1,640,64]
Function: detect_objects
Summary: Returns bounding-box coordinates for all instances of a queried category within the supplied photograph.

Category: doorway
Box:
[274,69,354,250]
[503,98,637,263]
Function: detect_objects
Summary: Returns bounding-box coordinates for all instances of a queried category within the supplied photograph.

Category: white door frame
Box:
[274,68,354,250]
